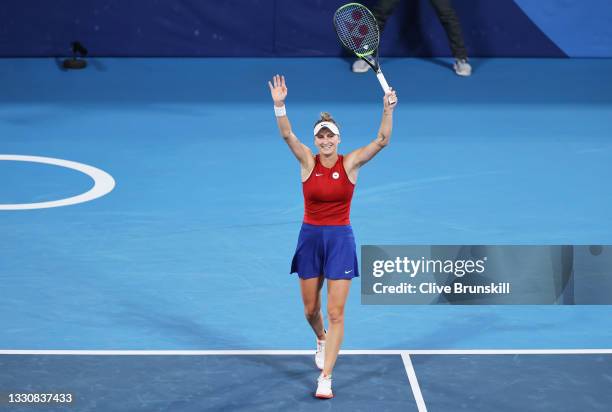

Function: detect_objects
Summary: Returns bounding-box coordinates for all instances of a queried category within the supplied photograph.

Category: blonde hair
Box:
[314,112,339,128]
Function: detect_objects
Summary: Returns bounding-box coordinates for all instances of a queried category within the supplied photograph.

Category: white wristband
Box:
[274,105,286,117]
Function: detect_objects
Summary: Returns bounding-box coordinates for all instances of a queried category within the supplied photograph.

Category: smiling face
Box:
[314,127,340,156]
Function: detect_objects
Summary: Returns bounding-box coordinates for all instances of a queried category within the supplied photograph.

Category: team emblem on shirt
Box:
[332,172,340,180]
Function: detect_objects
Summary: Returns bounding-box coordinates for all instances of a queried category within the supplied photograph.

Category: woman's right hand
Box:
[268,74,288,106]
[384,88,398,113]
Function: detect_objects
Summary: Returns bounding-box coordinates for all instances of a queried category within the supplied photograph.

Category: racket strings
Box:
[333,5,380,57]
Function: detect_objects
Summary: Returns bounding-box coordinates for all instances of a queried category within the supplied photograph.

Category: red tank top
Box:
[303,154,355,226]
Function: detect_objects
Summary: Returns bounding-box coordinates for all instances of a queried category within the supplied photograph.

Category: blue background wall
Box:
[1,0,611,57]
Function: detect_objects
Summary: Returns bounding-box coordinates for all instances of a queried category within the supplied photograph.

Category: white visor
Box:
[314,121,340,136]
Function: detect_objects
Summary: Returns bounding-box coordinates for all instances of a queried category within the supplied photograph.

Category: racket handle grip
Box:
[376,70,391,93]
[376,70,396,104]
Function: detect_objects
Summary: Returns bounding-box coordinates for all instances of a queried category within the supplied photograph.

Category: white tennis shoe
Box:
[454,58,472,77]
[315,373,333,399]
[315,331,326,370]
[351,59,370,73]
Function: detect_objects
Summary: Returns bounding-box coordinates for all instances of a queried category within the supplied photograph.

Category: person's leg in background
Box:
[352,0,401,73]
[428,0,472,76]
[372,0,402,32]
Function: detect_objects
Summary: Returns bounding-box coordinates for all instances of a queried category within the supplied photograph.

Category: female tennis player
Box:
[268,74,397,399]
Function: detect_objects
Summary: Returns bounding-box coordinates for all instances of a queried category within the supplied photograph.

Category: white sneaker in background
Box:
[315,373,333,399]
[453,58,472,77]
[351,59,370,73]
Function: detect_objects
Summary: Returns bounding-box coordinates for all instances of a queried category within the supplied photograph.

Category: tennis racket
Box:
[333,3,396,104]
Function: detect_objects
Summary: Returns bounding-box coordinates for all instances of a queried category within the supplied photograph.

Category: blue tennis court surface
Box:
[2,57,612,409]
[2,351,612,411]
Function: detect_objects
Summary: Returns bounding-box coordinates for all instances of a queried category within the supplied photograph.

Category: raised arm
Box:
[344,89,398,179]
[268,75,314,170]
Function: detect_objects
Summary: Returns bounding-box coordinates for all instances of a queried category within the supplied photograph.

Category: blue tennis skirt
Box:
[290,223,359,280]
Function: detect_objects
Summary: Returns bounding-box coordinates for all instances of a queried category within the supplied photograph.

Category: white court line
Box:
[402,353,427,412]
[1,349,612,355]
[0,155,115,210]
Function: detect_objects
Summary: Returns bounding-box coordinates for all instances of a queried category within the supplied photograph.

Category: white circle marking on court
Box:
[0,154,116,210]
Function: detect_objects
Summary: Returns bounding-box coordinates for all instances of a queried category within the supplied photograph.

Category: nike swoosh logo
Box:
[344,270,352,274]
[315,173,324,176]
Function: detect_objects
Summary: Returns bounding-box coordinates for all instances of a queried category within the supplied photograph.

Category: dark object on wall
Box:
[63,41,88,70]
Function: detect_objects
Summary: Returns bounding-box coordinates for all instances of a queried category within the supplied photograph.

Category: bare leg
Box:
[322,279,352,376]
[299,276,326,340]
